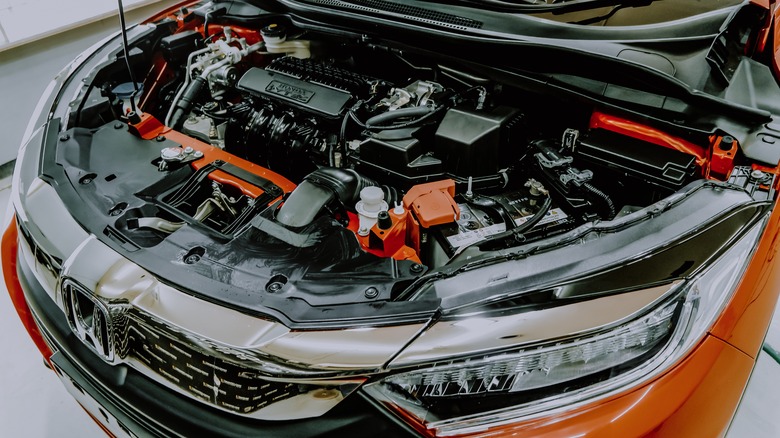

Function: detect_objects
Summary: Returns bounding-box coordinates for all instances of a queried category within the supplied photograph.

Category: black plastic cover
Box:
[47,121,436,327]
[576,129,697,190]
[238,67,352,118]
[160,30,203,63]
[359,127,443,179]
[434,106,520,177]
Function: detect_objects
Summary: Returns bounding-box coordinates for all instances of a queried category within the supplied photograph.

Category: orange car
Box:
[4,0,780,436]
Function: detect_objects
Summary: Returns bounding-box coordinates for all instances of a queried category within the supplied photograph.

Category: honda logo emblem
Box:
[61,280,115,362]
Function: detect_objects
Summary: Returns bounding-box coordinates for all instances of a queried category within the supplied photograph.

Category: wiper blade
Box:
[444,0,656,14]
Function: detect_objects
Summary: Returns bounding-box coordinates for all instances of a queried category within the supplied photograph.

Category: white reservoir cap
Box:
[356,186,386,216]
[355,186,388,235]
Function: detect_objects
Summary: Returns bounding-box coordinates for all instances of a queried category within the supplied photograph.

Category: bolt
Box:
[312,389,340,400]
[377,210,392,230]
[410,264,424,274]
[267,282,283,293]
[364,287,379,299]
[156,135,166,142]
[750,170,769,182]
[184,254,201,264]
[193,151,204,159]
[184,146,194,155]
[59,134,70,142]
[114,122,124,129]
[719,136,735,151]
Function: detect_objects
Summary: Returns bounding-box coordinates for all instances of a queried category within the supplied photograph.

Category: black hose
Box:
[277,168,382,228]
[583,182,616,219]
[467,195,516,231]
[348,111,366,128]
[203,7,226,42]
[475,195,552,251]
[169,76,208,130]
[365,106,434,128]
[513,196,552,235]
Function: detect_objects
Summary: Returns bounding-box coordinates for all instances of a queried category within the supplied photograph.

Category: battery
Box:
[433,191,574,256]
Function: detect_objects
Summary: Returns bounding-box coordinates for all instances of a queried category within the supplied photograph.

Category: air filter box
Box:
[434,106,521,177]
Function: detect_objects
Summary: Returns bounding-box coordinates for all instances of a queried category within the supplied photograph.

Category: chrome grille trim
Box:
[17,218,62,279]
[59,279,365,419]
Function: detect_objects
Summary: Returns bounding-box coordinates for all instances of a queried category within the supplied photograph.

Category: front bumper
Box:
[3,220,414,438]
[4,211,777,438]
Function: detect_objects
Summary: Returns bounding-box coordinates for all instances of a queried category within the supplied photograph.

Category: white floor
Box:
[0,177,778,437]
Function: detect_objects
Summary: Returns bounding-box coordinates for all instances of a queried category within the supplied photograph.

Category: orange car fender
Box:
[710,199,780,357]
[478,336,752,438]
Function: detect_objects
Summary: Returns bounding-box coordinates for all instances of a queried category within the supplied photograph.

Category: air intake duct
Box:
[276,168,394,228]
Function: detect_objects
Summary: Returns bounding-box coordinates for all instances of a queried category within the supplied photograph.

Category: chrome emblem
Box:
[61,280,115,362]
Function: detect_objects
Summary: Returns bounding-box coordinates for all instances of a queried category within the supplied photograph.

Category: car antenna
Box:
[117,0,140,123]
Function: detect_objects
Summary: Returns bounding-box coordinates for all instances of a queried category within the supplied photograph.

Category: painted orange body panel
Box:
[588,112,708,169]
[711,190,780,356]
[708,135,738,180]
[2,221,53,360]
[140,0,202,25]
[129,113,297,198]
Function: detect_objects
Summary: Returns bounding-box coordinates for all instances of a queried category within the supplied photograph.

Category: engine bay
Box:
[75,20,713,264]
[51,7,774,318]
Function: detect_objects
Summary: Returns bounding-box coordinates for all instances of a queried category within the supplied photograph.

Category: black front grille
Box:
[124,316,304,414]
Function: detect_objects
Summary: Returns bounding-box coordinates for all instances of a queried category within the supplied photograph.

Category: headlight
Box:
[364,216,765,437]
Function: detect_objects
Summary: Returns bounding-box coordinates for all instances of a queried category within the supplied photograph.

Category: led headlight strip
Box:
[384,298,677,400]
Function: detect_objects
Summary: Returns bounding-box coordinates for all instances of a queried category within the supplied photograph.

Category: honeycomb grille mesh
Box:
[123,316,302,414]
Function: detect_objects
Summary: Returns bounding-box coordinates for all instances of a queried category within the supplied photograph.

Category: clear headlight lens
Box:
[364,215,765,437]
[384,300,676,398]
